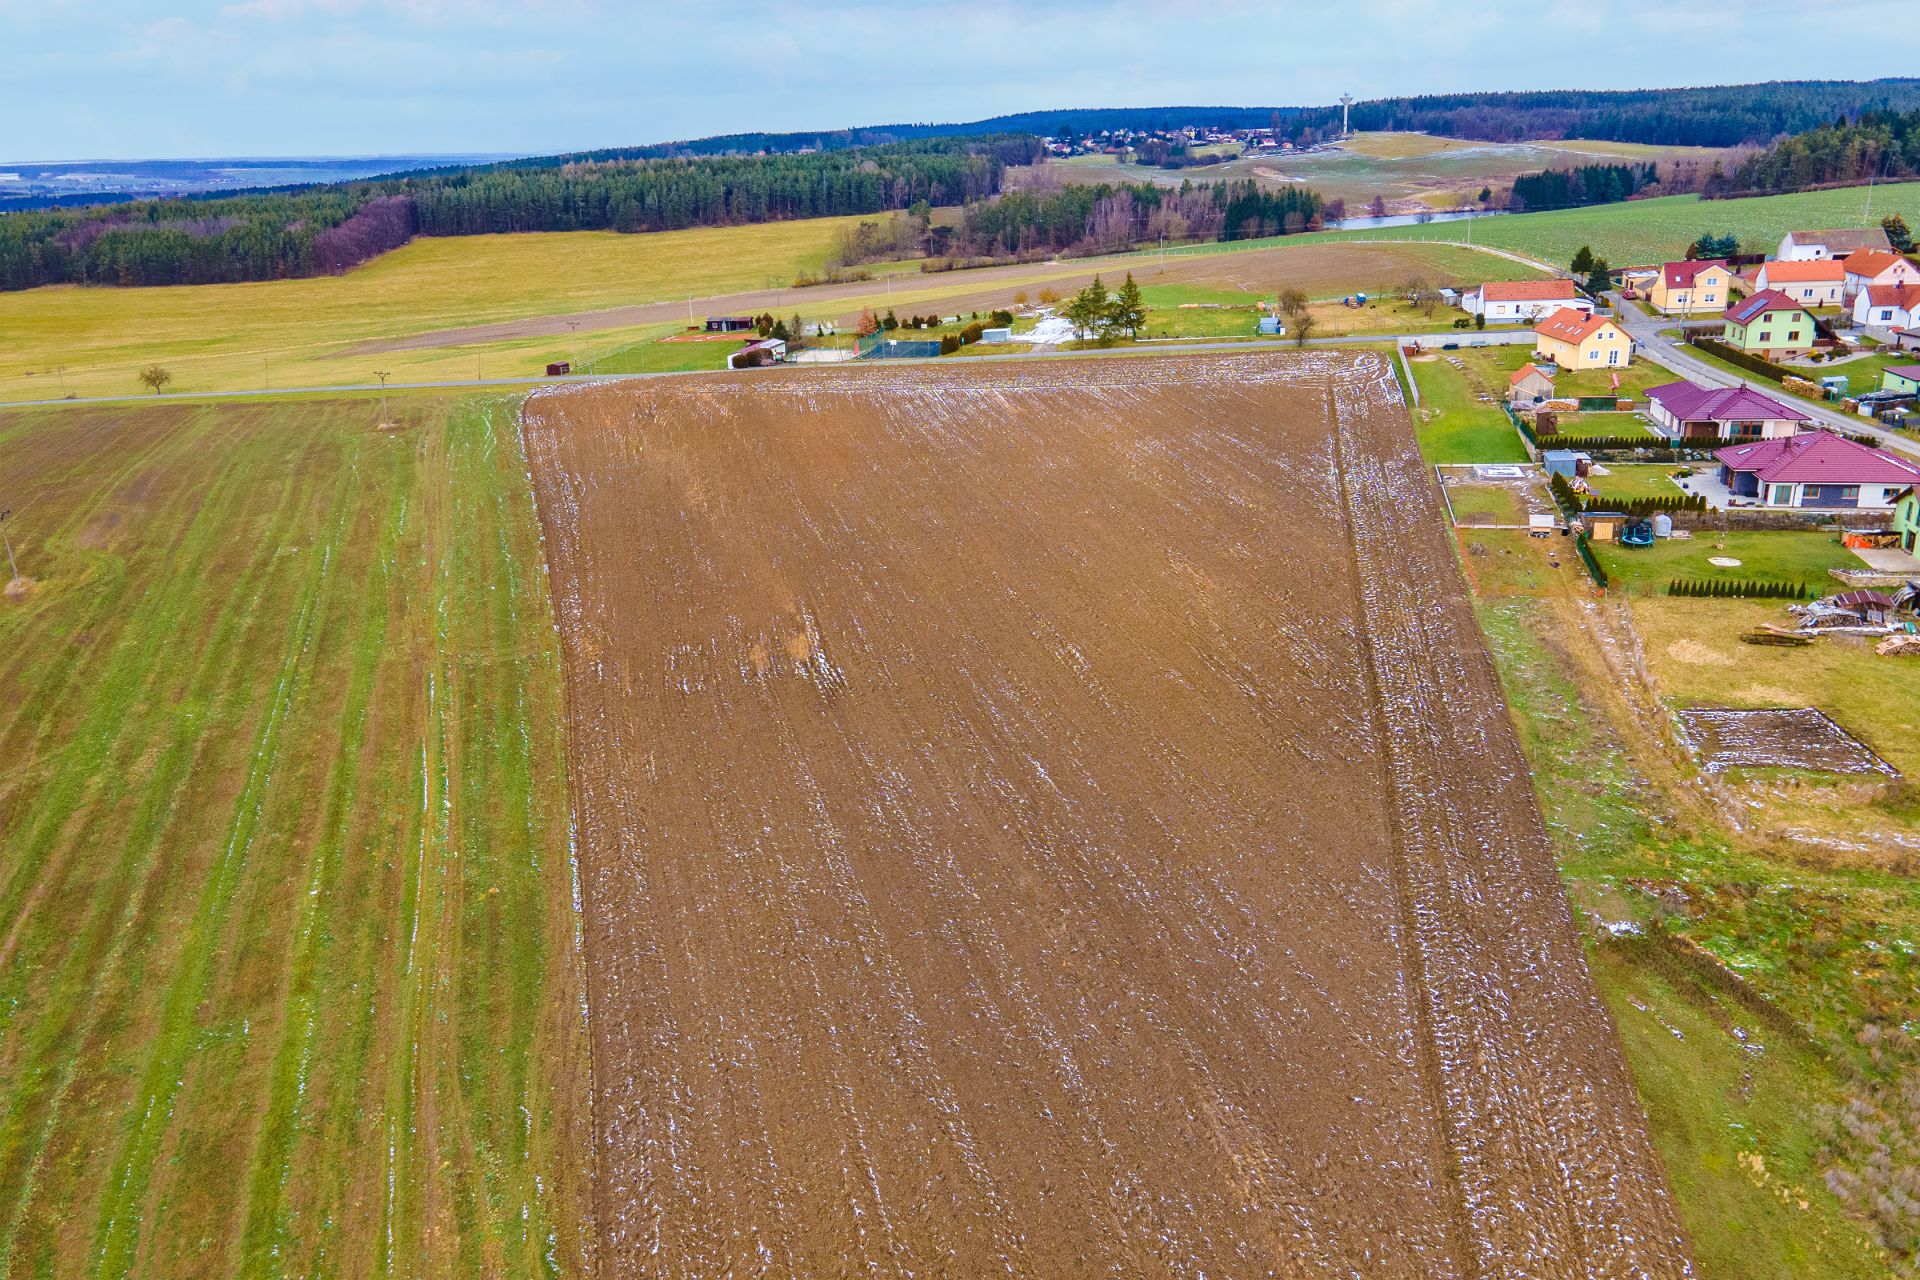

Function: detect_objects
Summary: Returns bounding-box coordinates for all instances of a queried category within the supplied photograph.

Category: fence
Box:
[857,332,942,360]
[1572,532,1609,590]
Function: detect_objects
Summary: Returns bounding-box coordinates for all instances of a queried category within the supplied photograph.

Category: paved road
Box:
[1608,291,1920,461]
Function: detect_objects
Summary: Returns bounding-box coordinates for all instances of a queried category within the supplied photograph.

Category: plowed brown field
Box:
[522,352,1695,1278]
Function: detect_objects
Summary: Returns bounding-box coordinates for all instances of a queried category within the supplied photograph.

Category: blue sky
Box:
[6,0,1918,160]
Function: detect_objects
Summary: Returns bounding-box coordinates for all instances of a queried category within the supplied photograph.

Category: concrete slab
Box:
[1851,546,1920,573]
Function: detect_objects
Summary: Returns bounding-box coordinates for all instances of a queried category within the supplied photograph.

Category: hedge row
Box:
[1689,336,1793,382]
[1668,577,1814,599]
[1582,493,1708,516]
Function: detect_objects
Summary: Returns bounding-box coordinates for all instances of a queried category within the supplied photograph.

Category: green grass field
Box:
[0,217,870,401]
[1583,462,1695,502]
[1593,528,1854,595]
[1404,353,1530,463]
[1304,183,1920,271]
[0,395,590,1277]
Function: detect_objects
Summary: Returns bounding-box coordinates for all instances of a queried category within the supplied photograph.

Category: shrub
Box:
[990,308,1014,327]
[1667,577,1813,599]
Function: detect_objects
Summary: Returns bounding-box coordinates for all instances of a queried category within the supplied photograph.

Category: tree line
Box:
[1509,163,1660,213]
[957,180,1325,259]
[0,138,1019,291]
[1730,108,1920,193]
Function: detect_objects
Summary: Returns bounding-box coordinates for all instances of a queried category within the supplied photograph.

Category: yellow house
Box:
[1645,260,1734,316]
[1534,308,1633,370]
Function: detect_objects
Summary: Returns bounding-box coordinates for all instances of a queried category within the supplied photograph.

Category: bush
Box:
[938,334,961,355]
[960,321,987,345]
[989,309,1014,327]
[1668,577,1814,599]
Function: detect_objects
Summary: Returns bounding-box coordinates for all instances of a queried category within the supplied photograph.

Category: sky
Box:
[6,0,1919,161]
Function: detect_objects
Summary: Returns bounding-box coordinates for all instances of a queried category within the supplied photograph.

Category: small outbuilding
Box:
[1507,363,1556,406]
[1581,511,1628,543]
[706,316,756,333]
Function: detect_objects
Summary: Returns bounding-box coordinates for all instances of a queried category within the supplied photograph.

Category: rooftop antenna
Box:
[1340,94,1355,137]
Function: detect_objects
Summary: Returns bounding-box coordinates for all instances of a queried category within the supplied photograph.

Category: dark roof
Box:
[1715,431,1920,485]
[1645,380,1809,423]
[1724,290,1808,324]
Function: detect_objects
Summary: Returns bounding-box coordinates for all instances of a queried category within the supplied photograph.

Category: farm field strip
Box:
[521,352,1692,1276]
[0,396,591,1278]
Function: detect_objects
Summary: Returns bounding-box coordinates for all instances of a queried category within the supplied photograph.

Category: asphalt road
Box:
[1609,292,1920,461]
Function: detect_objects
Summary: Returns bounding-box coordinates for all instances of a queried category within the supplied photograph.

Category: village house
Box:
[1893,326,1920,353]
[1533,308,1632,369]
[1745,258,1846,308]
[1461,280,1591,323]
[1840,249,1920,302]
[1882,364,1920,396]
[1776,227,1893,261]
[1721,290,1816,360]
[1851,282,1920,331]
[1644,260,1734,316]
[1644,380,1811,440]
[1893,486,1919,553]
[1715,430,1920,510]
[1507,363,1556,406]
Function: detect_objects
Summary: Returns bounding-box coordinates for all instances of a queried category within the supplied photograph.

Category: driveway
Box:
[1607,291,1920,462]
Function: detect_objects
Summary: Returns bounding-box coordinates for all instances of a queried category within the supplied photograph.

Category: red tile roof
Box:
[1724,289,1809,324]
[1758,259,1845,284]
[1863,283,1920,311]
[1842,250,1909,279]
[1716,430,1920,485]
[1508,362,1554,385]
[1480,280,1581,302]
[1646,380,1809,424]
[1661,259,1728,288]
[1533,308,1618,344]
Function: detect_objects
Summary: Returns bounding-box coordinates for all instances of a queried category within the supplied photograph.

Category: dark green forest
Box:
[0,138,1025,291]
[1731,109,1920,192]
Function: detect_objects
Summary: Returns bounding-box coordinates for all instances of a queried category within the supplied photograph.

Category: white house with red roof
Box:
[1461,279,1591,322]
[1840,250,1920,302]
[1851,282,1920,331]
[1715,430,1920,510]
[1645,380,1811,441]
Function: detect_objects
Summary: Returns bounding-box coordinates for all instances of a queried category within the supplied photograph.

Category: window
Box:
[1704,292,1717,303]
[1608,349,1620,365]
[1769,483,1795,506]
[1759,330,1772,343]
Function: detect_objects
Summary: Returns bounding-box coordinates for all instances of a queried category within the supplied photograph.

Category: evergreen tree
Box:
[1586,258,1613,293]
[1110,273,1147,338]
[1570,245,1595,276]
[1884,214,1915,253]
[1065,275,1112,340]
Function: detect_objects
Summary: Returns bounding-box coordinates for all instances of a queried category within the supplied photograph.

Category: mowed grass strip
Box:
[0,395,589,1277]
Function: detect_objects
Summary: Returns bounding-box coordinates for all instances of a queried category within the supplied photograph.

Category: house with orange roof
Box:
[1747,258,1846,308]
[1532,308,1632,370]
[1644,259,1734,316]
[1840,249,1920,301]
[1851,282,1920,331]
[1461,279,1591,323]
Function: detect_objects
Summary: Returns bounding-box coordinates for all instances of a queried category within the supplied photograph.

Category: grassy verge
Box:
[1591,528,1854,595]
[0,395,590,1276]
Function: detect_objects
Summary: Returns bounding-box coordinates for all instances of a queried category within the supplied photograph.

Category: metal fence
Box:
[857,332,942,360]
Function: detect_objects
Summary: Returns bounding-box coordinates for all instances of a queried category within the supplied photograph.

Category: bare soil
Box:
[522,352,1694,1278]
[1675,707,1899,777]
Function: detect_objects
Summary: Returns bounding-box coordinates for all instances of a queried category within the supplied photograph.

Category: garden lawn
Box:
[1591,528,1854,595]
[1405,353,1529,464]
[1582,463,1694,503]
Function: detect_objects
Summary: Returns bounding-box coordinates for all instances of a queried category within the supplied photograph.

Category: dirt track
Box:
[346,241,1494,356]
[522,353,1695,1278]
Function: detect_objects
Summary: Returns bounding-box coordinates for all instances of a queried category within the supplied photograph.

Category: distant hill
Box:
[0,154,516,212]
[457,79,1920,170]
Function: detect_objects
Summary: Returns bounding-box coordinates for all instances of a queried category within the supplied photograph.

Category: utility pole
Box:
[567,320,581,372]
[1,509,17,582]
[374,370,391,425]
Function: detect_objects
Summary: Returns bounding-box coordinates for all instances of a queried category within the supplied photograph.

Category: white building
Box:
[1461,279,1592,323]
[1776,228,1894,261]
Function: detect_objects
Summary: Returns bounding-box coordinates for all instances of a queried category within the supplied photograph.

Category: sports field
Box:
[0,396,590,1277]
[521,353,1693,1277]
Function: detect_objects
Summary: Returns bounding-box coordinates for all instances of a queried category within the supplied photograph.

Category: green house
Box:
[1722,289,1816,359]
[1895,486,1919,553]
[1882,364,1920,396]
